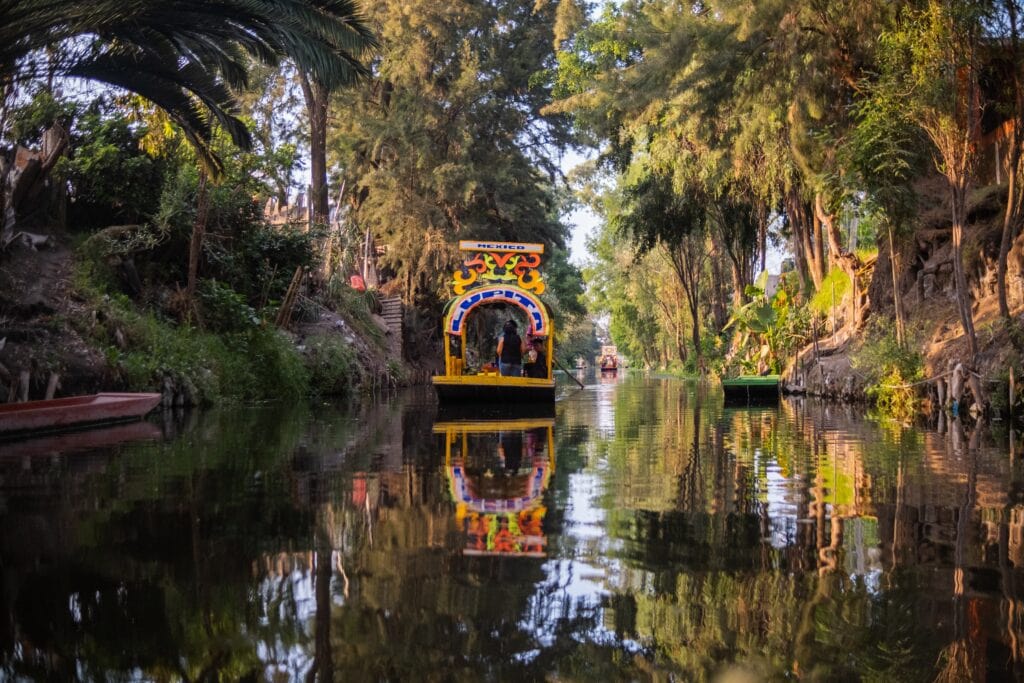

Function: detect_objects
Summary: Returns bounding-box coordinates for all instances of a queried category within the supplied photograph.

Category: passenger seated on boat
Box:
[524,338,548,379]
[496,320,526,377]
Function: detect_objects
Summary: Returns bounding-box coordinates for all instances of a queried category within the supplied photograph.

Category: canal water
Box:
[2,373,1023,681]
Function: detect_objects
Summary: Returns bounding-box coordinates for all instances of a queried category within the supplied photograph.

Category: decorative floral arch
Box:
[444,285,551,338]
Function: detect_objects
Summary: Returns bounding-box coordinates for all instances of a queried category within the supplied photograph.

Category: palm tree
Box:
[1,0,376,305]
[1,0,376,174]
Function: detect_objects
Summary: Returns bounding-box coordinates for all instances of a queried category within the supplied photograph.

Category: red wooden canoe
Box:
[0,392,162,436]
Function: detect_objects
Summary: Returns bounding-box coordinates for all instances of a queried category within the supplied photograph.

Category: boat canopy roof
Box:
[442,240,552,338]
[444,285,551,337]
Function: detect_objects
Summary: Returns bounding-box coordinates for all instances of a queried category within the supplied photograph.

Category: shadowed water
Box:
[2,373,1023,681]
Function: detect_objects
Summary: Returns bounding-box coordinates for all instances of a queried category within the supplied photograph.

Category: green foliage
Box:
[726,278,810,375]
[204,221,319,308]
[854,319,925,419]
[198,279,260,332]
[72,256,309,403]
[6,90,77,145]
[304,334,361,397]
[58,98,168,229]
[145,162,318,303]
[240,327,309,400]
[329,0,573,303]
[1,1,376,175]
[809,267,852,317]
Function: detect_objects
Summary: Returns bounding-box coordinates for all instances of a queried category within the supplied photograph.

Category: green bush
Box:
[61,103,167,230]
[147,165,319,302]
[238,327,309,401]
[810,267,851,317]
[853,319,924,418]
[198,279,260,332]
[304,334,361,397]
[80,287,309,404]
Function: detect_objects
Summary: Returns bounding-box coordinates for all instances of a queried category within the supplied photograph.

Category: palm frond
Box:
[1,0,377,158]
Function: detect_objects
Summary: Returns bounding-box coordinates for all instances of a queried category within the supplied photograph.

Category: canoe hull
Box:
[721,376,781,404]
[0,392,163,437]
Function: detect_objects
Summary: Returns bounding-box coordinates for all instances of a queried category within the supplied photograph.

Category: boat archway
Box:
[433,240,556,403]
[444,285,551,338]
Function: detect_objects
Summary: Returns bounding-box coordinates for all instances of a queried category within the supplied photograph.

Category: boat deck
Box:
[433,374,555,404]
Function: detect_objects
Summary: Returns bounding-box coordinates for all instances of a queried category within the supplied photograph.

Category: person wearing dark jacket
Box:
[523,338,548,378]
[497,320,526,376]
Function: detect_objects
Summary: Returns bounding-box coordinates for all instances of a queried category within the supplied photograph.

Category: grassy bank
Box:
[72,256,398,406]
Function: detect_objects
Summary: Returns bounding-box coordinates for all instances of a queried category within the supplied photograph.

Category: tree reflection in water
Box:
[0,379,1023,680]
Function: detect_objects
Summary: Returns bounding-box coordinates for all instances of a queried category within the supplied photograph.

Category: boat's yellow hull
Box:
[432,374,555,403]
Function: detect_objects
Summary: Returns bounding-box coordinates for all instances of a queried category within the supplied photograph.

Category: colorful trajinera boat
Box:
[599,344,618,375]
[432,240,556,404]
[436,418,554,557]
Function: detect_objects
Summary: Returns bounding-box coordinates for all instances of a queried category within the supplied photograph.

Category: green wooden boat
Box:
[721,375,781,403]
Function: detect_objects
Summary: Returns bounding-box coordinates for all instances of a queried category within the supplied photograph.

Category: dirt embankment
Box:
[0,239,113,399]
[0,231,414,405]
[785,180,1024,415]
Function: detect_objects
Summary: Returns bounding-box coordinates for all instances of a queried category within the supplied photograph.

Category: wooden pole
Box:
[553,355,585,389]
[275,266,304,328]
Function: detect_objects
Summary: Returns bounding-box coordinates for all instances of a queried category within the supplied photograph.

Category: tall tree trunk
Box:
[888,222,906,348]
[301,74,330,227]
[998,131,1021,318]
[786,188,821,290]
[811,199,826,284]
[666,240,705,370]
[186,168,210,314]
[951,179,979,358]
[688,289,701,369]
[999,0,1024,318]
[816,193,860,326]
[790,215,812,291]
[757,199,768,274]
[708,247,729,329]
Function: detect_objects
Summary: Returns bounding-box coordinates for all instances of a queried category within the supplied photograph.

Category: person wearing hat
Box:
[496,319,527,376]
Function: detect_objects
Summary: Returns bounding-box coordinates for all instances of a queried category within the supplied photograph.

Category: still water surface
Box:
[2,374,1024,681]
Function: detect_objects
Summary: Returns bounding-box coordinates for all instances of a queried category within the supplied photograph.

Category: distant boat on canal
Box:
[599,345,618,375]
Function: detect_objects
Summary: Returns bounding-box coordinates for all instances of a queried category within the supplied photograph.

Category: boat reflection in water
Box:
[436,417,554,557]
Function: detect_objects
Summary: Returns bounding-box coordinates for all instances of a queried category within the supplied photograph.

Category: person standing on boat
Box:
[497,320,526,376]
[524,338,548,378]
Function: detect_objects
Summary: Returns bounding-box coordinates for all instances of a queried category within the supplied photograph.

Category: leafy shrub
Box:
[198,279,259,332]
[304,334,361,397]
[810,267,851,318]
[853,318,924,418]
[147,165,319,302]
[204,222,319,307]
[60,103,167,230]
[725,276,810,375]
[238,327,309,401]
[78,284,309,404]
